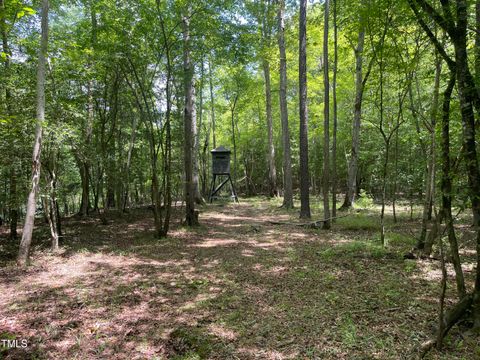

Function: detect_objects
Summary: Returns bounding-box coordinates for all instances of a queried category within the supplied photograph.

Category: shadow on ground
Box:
[0,199,479,359]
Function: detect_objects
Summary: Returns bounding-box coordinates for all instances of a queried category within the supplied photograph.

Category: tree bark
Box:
[263,59,278,198]
[441,72,466,299]
[195,59,205,203]
[182,14,198,226]
[323,0,331,229]
[230,94,239,184]
[451,1,480,326]
[18,0,49,266]
[1,0,18,240]
[418,51,441,249]
[208,57,216,149]
[299,0,311,219]
[340,5,367,210]
[277,0,293,209]
[9,168,18,240]
[331,0,338,219]
[122,115,137,212]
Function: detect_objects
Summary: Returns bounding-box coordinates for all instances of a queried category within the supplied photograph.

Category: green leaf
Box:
[16,6,36,19]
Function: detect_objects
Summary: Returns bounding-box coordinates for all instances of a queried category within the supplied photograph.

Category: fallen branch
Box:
[269,214,349,228]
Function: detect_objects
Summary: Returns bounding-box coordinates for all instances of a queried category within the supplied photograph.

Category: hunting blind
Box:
[209,146,239,203]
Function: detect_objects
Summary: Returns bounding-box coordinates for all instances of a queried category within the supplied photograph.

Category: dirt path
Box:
[0,200,477,359]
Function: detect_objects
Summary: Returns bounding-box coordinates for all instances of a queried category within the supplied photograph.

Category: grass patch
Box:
[387,232,417,248]
[336,214,380,231]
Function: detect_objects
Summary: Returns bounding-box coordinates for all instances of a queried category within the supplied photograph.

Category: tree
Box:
[183,12,198,227]
[322,0,331,229]
[340,0,373,210]
[261,0,278,198]
[299,0,310,219]
[17,0,49,266]
[331,0,338,219]
[408,0,480,335]
[277,0,293,209]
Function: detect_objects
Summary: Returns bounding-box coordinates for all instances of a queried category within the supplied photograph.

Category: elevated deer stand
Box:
[209,146,239,203]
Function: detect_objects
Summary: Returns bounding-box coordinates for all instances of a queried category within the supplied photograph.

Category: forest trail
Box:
[0,199,477,359]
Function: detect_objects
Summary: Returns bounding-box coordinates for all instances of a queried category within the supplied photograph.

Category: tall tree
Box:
[440,72,466,299]
[277,0,293,209]
[17,0,49,266]
[299,0,311,219]
[340,0,373,210]
[261,0,278,198]
[183,13,198,226]
[331,0,338,219]
[0,0,18,239]
[323,0,331,229]
[408,0,480,330]
[418,49,441,250]
[209,57,216,149]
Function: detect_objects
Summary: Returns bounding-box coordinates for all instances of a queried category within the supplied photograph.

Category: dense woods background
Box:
[1,0,480,357]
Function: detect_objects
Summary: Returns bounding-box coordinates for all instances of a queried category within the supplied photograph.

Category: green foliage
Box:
[355,189,374,209]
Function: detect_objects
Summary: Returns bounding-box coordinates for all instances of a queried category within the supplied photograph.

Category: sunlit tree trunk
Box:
[277,0,293,208]
[18,0,49,266]
[299,0,310,219]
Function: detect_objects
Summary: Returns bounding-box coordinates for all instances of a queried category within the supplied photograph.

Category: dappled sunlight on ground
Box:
[0,201,478,358]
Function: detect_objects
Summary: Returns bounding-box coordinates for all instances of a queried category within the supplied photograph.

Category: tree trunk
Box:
[122,116,138,212]
[440,72,466,299]
[182,14,198,227]
[452,2,480,326]
[79,161,90,216]
[341,9,367,210]
[230,95,238,184]
[331,0,338,219]
[192,64,202,205]
[323,0,331,229]
[392,121,399,224]
[209,57,216,149]
[9,168,18,240]
[418,51,441,249]
[277,0,293,209]
[195,60,205,204]
[43,168,59,251]
[299,0,311,219]
[1,0,18,240]
[17,0,49,266]
[263,59,278,198]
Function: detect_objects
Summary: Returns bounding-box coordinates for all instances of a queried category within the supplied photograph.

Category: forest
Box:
[1,0,480,358]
